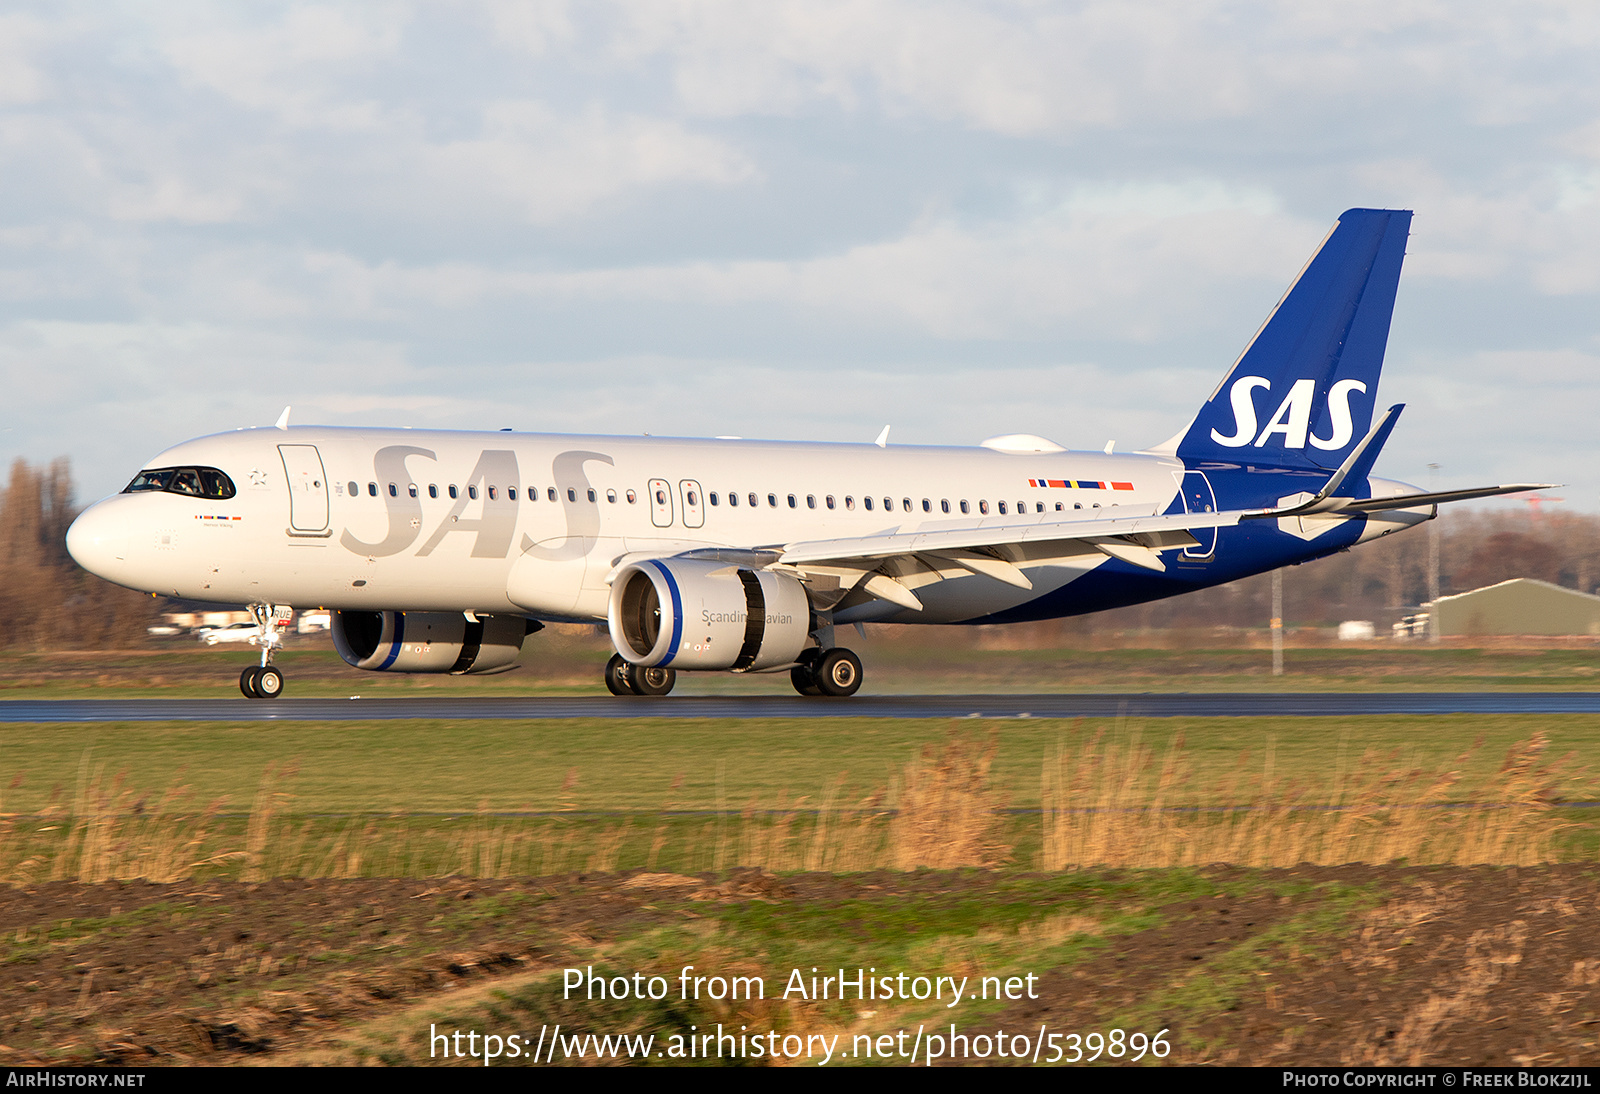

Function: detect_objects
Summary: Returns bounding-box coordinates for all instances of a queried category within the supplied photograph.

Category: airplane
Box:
[65,208,1551,700]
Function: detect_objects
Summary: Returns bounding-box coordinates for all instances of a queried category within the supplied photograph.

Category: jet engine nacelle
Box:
[331,610,531,674]
[608,558,810,671]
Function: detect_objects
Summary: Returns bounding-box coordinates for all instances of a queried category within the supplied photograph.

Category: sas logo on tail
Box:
[1209,376,1367,450]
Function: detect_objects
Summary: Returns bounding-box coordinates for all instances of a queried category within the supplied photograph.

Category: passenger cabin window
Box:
[569,488,578,502]
[710,492,720,506]
[448,485,458,499]
[902,498,911,511]
[626,490,637,504]
[408,484,418,498]
[980,500,990,515]
[428,485,438,499]
[863,496,873,510]
[996,501,1005,515]
[923,499,931,512]
[787,494,796,508]
[488,486,497,500]
[509,487,517,500]
[748,492,758,507]
[607,489,617,503]
[686,490,698,506]
[960,500,970,514]
[368,482,378,497]
[728,492,738,507]
[586,489,595,502]
[767,493,777,508]
[807,495,816,509]
[388,483,398,497]
[845,496,855,510]
[826,496,835,510]
[548,487,557,501]
[469,485,479,500]
[941,499,950,513]
[347,481,358,496]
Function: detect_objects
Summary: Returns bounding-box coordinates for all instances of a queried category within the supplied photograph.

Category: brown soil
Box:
[0,867,1596,1066]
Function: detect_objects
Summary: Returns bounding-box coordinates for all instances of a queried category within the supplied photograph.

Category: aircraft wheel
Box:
[604,654,634,696]
[629,665,676,697]
[790,649,823,696]
[240,666,263,698]
[256,666,285,699]
[813,648,863,697]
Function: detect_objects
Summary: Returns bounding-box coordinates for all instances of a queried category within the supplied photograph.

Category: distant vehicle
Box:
[200,622,264,646]
[146,625,183,637]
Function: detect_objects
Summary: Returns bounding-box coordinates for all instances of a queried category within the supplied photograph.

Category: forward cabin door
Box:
[279,444,330,534]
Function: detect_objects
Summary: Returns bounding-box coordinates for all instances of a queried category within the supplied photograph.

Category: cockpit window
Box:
[122,466,237,500]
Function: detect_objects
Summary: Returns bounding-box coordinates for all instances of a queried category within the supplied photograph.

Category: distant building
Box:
[1427,579,1600,637]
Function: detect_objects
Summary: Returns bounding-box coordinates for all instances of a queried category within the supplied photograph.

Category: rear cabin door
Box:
[1181,470,1217,559]
[279,445,330,533]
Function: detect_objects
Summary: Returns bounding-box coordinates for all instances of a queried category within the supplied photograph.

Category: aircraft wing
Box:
[766,508,1245,610]
[779,508,1239,568]
[766,478,1554,612]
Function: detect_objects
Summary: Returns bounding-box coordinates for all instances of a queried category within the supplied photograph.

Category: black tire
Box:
[255,666,285,699]
[813,648,863,697]
[629,665,676,697]
[790,649,823,696]
[240,666,263,699]
[604,654,634,696]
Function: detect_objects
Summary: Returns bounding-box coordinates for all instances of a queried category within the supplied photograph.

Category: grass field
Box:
[3,714,1597,815]
[1,712,1594,885]
[0,645,1596,1065]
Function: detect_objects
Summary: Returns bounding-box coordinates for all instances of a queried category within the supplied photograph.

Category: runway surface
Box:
[5,692,1600,722]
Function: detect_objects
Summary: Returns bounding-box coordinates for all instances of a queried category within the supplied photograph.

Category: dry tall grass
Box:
[1040,729,1578,868]
[0,731,1584,884]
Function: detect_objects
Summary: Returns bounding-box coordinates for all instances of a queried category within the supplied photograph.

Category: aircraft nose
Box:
[66,499,130,580]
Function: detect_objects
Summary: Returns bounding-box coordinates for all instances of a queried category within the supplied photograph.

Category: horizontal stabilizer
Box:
[1337,483,1561,513]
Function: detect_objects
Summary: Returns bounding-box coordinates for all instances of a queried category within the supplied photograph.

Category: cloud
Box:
[1,1,1598,511]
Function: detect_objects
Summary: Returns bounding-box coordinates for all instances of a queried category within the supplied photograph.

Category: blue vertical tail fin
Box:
[1175,208,1412,470]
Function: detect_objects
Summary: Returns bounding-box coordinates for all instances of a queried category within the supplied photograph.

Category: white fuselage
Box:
[67,426,1192,625]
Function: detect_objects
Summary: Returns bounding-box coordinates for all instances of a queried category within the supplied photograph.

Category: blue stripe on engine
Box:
[645,559,684,666]
[377,612,406,670]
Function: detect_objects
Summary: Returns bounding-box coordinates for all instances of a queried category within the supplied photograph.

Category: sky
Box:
[3,1,1598,511]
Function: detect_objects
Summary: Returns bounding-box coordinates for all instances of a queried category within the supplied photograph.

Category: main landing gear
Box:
[601,649,863,698]
[604,654,677,697]
[240,603,292,699]
[790,647,863,697]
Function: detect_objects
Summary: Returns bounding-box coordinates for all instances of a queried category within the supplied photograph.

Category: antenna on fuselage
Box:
[274,406,291,430]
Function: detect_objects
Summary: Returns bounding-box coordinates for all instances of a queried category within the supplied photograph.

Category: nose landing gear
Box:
[240,604,293,699]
